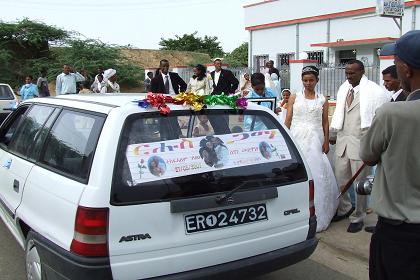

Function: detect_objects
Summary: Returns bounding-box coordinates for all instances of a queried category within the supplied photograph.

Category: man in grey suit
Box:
[330,60,388,233]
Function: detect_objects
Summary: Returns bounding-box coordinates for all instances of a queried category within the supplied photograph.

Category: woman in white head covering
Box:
[270,73,281,98]
[103,69,120,93]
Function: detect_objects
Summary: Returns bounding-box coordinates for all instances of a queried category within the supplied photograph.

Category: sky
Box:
[0,0,256,53]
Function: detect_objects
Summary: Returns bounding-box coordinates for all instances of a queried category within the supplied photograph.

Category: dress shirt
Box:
[351,85,360,94]
[161,73,175,95]
[392,89,403,101]
[214,70,221,86]
[56,72,85,95]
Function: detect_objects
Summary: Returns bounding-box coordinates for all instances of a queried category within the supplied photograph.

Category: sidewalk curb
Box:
[310,239,369,280]
[307,215,377,280]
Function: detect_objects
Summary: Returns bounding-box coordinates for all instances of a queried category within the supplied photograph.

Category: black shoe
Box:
[347,222,364,233]
[364,226,376,233]
[331,207,355,222]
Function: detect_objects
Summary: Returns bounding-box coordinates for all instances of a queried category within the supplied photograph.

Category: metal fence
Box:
[278,65,290,90]
[316,64,380,99]
[178,68,193,85]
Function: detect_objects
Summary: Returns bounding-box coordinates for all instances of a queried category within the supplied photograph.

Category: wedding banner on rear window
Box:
[126,129,292,185]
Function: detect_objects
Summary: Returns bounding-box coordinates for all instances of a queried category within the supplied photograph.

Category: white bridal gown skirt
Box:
[291,125,339,232]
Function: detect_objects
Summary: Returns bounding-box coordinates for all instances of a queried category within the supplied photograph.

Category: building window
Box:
[337,50,356,64]
[254,55,269,73]
[306,51,324,65]
[277,53,294,66]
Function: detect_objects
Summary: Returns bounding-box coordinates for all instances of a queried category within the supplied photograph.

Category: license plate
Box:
[185,204,268,234]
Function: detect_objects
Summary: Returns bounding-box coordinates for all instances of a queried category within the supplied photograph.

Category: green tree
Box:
[0,19,142,89]
[224,43,248,68]
[159,31,224,58]
[0,18,68,88]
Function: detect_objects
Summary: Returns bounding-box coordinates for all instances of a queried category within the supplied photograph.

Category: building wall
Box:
[299,21,328,52]
[245,0,377,28]
[251,24,296,61]
[247,1,419,67]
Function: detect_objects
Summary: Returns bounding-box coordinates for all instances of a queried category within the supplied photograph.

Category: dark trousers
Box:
[369,217,420,280]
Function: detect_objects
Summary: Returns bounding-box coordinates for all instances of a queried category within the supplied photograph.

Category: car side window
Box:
[0,106,29,147]
[40,109,105,181]
[28,108,60,161]
[8,105,55,157]
[0,85,14,100]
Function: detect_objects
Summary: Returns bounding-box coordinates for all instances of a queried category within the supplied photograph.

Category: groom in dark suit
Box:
[210,58,239,95]
[382,65,408,102]
[151,59,187,95]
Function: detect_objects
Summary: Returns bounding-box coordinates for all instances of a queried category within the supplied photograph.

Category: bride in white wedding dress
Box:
[285,66,339,232]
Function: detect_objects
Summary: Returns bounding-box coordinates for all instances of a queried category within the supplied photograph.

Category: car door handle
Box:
[2,159,12,169]
[13,179,19,193]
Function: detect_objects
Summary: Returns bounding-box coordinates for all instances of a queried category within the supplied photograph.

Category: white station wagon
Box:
[0,83,19,124]
[0,94,317,280]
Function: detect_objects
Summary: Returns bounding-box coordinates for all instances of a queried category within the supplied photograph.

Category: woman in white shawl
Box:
[103,68,120,93]
[270,73,281,98]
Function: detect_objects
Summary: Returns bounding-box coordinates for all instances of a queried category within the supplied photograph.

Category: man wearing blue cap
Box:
[360,30,420,280]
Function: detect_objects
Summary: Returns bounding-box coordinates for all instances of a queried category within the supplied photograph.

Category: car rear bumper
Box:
[152,237,318,280]
[33,232,112,280]
[34,217,317,280]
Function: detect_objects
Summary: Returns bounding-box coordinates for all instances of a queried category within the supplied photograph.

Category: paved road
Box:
[0,219,352,280]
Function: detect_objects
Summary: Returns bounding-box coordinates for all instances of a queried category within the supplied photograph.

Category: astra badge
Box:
[119,233,152,243]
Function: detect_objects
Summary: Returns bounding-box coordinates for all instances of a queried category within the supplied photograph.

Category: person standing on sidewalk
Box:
[382,65,408,102]
[36,68,50,97]
[360,30,420,280]
[330,60,388,233]
[55,64,85,95]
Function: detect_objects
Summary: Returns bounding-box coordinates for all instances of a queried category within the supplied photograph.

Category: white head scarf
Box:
[270,73,279,81]
[264,73,274,89]
[103,68,116,80]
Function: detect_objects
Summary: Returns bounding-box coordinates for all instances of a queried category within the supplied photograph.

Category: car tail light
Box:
[309,180,315,217]
[70,206,109,257]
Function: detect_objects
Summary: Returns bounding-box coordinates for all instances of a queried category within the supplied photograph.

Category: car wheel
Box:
[25,232,42,280]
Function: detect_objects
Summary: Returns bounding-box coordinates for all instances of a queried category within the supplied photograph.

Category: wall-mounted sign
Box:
[376,0,404,17]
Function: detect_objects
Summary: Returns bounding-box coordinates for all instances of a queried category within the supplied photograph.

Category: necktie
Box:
[164,75,170,94]
[347,88,354,107]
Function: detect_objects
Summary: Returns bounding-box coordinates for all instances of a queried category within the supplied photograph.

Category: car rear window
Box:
[0,85,14,100]
[111,110,307,205]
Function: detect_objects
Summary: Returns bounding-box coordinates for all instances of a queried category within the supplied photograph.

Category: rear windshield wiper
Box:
[215,178,264,204]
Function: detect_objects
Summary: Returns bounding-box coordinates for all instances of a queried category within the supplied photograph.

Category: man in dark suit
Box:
[266,60,280,78]
[151,59,187,95]
[210,58,239,95]
[382,65,408,102]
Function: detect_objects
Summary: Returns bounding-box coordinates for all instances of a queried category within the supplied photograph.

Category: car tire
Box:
[25,232,42,280]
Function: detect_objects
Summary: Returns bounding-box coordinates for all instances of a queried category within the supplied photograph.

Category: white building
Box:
[245,0,420,71]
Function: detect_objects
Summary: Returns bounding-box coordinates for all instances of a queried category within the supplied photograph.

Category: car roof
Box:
[24,94,273,115]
